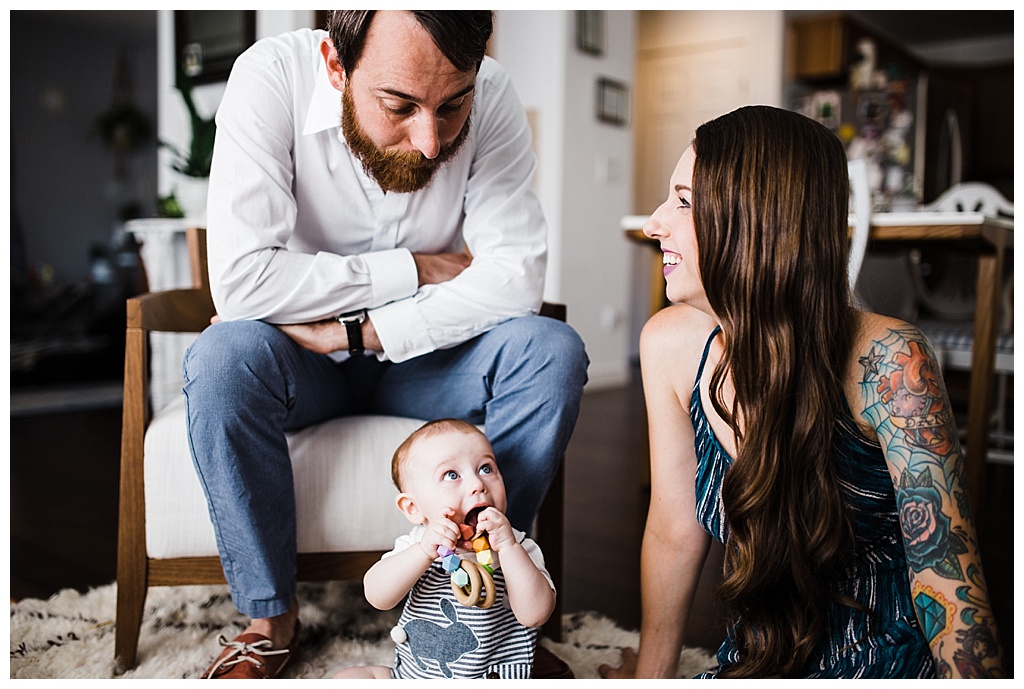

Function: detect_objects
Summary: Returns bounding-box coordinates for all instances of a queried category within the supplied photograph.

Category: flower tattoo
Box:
[898,468,967,580]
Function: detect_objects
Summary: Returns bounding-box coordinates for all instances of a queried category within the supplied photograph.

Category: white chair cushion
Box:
[144,398,426,559]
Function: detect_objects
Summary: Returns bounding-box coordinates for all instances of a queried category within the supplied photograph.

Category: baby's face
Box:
[402,429,507,526]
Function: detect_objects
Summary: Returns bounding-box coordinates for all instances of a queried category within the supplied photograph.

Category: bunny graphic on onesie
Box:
[388,524,551,679]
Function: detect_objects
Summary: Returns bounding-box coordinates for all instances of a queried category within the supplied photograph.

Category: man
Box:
[184,10,588,679]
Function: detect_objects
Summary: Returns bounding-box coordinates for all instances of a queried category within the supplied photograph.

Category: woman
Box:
[601,106,1004,678]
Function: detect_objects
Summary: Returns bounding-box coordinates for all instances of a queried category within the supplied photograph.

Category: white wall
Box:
[495,11,637,390]
[490,11,569,305]
[561,12,637,389]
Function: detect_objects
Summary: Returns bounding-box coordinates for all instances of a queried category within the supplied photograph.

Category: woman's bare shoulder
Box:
[853,310,931,353]
[638,307,720,370]
[640,304,719,361]
[639,305,720,410]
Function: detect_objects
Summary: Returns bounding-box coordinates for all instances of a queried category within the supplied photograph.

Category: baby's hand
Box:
[473,507,516,552]
[419,509,459,560]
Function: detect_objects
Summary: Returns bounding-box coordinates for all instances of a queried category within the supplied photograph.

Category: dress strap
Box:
[694,325,722,388]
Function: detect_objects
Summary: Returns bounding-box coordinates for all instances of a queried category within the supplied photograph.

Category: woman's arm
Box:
[606,307,715,678]
[855,318,1004,678]
[636,469,711,679]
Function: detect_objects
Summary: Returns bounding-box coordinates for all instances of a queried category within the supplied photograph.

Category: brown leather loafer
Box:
[201,620,301,679]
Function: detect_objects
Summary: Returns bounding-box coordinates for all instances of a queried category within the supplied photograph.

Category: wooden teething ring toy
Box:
[447,514,498,609]
[451,560,496,609]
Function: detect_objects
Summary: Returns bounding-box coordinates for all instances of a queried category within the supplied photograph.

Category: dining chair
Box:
[115,227,566,672]
[909,182,1014,320]
[908,183,1014,464]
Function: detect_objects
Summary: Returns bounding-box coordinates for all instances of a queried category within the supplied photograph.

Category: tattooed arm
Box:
[856,319,1004,678]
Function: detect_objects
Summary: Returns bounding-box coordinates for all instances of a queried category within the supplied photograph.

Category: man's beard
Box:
[341,87,471,193]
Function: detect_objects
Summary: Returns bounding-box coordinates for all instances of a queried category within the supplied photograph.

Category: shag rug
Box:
[9,581,716,679]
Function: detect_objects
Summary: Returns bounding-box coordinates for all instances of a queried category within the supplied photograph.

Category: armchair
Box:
[115,227,566,672]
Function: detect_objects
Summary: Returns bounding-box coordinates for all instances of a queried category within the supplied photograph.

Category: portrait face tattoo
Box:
[341,86,472,193]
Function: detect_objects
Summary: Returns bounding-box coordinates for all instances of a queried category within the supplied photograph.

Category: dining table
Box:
[621,210,1014,509]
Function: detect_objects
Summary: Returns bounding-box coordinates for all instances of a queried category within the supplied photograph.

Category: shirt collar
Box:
[303,42,342,137]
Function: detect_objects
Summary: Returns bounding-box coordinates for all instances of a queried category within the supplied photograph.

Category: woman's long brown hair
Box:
[692,106,857,677]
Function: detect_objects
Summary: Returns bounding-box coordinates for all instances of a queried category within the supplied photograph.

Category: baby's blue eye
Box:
[479,465,493,476]
[444,470,459,481]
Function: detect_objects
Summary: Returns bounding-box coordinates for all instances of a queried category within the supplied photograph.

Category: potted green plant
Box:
[161,70,216,218]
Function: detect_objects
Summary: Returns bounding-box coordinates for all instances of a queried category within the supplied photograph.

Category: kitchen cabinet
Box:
[788,13,918,84]
[789,14,848,81]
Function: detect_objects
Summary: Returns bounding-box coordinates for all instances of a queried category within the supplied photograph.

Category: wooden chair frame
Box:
[114,227,565,672]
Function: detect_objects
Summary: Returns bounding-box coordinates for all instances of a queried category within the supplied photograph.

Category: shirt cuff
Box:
[362,248,418,308]
[369,297,434,363]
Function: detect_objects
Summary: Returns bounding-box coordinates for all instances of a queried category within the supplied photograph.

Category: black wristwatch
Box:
[338,309,367,356]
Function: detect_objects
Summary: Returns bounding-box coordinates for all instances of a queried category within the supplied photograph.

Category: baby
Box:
[333,418,556,679]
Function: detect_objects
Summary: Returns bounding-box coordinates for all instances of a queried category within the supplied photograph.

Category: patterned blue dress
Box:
[690,327,936,678]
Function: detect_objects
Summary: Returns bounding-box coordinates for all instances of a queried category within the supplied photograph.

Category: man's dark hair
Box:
[327,10,493,75]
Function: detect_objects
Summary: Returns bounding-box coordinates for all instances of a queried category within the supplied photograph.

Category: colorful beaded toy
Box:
[439,523,496,609]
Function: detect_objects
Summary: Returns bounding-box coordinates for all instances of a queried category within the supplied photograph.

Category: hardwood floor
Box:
[9,368,1014,674]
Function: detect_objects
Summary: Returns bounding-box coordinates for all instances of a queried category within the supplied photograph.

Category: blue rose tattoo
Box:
[898,469,967,580]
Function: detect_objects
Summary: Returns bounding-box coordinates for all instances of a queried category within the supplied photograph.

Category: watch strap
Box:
[339,310,366,356]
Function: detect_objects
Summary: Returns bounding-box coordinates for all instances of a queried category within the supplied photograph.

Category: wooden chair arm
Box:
[539,301,566,322]
[127,288,216,334]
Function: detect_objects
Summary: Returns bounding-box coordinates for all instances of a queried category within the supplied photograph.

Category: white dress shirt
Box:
[206,29,547,363]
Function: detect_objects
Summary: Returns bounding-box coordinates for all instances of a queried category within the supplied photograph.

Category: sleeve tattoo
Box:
[857,326,1004,678]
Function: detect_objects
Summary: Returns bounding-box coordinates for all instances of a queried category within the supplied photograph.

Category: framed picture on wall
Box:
[175,10,256,86]
[596,77,629,126]
[576,10,604,56]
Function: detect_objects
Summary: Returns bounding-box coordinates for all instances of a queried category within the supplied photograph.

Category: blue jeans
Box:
[182,315,588,619]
